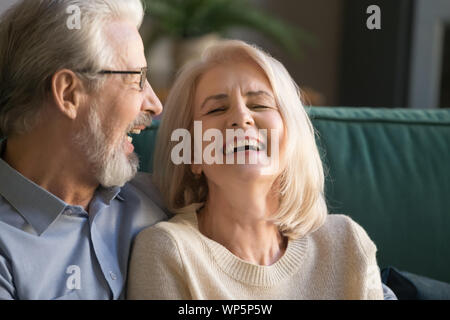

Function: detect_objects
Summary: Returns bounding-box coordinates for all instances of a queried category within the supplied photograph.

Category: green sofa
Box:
[132,107,450,283]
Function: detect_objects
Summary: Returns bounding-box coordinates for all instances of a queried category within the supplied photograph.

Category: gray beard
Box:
[73,105,139,188]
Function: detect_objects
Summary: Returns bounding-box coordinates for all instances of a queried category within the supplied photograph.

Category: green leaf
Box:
[141,0,315,58]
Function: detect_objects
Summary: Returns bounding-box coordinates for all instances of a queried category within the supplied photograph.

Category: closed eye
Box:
[206,107,227,115]
[251,105,270,109]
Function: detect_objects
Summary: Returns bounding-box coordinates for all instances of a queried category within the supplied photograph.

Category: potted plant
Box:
[141,0,314,68]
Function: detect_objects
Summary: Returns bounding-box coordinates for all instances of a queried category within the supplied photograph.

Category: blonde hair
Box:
[153,40,327,239]
[0,0,144,138]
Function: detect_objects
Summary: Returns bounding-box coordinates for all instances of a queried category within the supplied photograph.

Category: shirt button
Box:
[110,271,117,280]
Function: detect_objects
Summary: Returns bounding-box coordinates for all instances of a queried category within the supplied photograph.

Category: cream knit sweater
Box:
[127,210,384,300]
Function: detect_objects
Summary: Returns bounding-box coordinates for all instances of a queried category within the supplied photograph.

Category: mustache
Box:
[126,112,152,132]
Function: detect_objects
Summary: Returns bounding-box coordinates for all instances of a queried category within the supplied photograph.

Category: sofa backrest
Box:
[133,107,450,282]
[307,107,450,283]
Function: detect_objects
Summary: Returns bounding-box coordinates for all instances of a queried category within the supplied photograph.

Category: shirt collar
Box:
[95,184,124,204]
[0,139,124,235]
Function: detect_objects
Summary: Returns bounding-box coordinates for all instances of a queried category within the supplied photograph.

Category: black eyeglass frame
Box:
[97,67,148,91]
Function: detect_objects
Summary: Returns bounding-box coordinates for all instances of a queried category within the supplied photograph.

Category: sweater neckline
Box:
[177,207,309,287]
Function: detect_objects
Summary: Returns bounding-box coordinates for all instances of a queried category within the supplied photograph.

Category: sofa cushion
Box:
[381,266,450,300]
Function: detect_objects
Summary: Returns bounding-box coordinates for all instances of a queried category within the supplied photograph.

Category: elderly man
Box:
[0,0,167,299]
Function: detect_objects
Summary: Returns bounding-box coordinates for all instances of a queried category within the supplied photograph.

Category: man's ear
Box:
[51,69,85,120]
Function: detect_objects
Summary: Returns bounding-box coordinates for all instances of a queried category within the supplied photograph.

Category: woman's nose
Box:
[227,99,255,128]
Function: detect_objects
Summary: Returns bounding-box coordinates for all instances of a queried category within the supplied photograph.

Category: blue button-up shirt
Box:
[0,143,169,300]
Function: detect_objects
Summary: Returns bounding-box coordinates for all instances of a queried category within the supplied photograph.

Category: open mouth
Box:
[126,126,146,143]
[223,138,266,155]
[127,128,142,143]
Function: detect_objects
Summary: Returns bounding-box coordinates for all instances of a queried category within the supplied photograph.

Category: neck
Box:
[197,179,287,266]
[3,132,98,210]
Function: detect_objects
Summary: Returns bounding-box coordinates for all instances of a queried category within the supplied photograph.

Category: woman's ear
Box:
[51,69,85,120]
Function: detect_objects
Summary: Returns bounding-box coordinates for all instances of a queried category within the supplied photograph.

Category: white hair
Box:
[153,40,328,239]
[73,102,140,188]
[0,0,144,138]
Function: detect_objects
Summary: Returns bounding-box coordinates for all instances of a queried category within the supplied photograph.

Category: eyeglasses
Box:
[97,67,148,91]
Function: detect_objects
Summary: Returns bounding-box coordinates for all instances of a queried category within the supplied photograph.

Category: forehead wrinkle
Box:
[105,21,146,69]
[245,90,274,99]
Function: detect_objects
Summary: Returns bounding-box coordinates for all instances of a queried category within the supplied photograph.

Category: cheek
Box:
[265,114,287,162]
[277,119,287,149]
[260,112,285,139]
[194,117,223,148]
[272,112,286,133]
[192,118,224,175]
[276,120,289,171]
[115,97,142,123]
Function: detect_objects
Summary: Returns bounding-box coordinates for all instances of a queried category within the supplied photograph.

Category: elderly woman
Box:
[127,40,385,300]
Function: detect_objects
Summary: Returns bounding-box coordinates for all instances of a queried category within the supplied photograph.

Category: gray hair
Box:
[0,0,145,138]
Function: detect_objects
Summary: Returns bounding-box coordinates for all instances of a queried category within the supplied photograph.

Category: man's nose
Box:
[226,98,255,128]
[141,80,163,116]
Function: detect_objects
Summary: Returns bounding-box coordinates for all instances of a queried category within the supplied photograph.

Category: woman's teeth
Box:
[224,139,264,155]
[126,135,133,143]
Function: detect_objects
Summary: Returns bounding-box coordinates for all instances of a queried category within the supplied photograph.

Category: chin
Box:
[224,152,280,177]
[97,149,139,188]
[223,163,278,182]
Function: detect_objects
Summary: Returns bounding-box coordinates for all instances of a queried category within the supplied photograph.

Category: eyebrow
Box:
[200,90,274,110]
[245,90,273,99]
[200,94,228,110]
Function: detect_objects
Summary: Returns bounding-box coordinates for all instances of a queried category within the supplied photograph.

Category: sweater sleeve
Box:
[348,219,384,300]
[126,225,191,300]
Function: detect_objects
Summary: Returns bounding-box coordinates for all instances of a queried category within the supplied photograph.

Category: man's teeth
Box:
[126,128,143,143]
[224,139,264,155]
